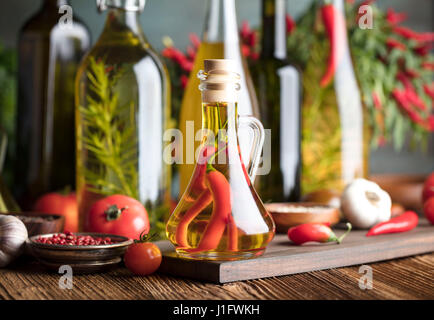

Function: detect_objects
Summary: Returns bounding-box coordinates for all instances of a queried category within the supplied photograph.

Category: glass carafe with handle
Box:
[166,59,275,261]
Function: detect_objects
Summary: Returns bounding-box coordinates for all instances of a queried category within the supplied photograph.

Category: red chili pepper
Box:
[186,170,233,253]
[372,91,382,110]
[288,223,352,245]
[405,88,427,111]
[392,89,429,127]
[414,43,432,56]
[189,33,201,49]
[176,190,212,248]
[180,74,189,89]
[320,3,347,88]
[366,211,419,236]
[393,26,434,42]
[386,38,406,51]
[404,69,419,79]
[286,14,296,35]
[424,84,434,100]
[422,62,434,71]
[386,8,407,25]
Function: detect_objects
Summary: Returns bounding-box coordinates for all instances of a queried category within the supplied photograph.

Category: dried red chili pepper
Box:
[366,211,419,236]
[393,26,434,42]
[414,43,432,56]
[372,91,382,110]
[405,88,427,111]
[392,89,425,125]
[186,170,233,252]
[422,62,434,71]
[175,190,212,248]
[423,84,434,100]
[386,8,407,26]
[288,223,351,245]
[320,3,347,88]
[386,38,406,51]
[286,14,296,34]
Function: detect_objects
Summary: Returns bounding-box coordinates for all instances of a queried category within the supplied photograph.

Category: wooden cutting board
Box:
[157,219,434,283]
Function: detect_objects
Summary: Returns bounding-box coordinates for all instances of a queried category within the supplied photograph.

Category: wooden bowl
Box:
[0,212,65,237]
[370,174,426,212]
[265,202,340,233]
[26,232,133,274]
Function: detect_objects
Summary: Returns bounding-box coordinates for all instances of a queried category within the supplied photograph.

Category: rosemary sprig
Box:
[79,57,138,198]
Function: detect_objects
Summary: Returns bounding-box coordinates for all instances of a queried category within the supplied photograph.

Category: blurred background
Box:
[0,0,433,176]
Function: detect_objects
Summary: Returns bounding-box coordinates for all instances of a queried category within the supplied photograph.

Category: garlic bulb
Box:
[341,179,392,229]
[0,215,28,267]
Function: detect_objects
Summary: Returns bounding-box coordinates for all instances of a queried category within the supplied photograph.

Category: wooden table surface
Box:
[1,253,433,300]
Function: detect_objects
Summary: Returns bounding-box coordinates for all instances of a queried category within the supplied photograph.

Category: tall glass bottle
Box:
[301,0,369,195]
[0,128,20,212]
[253,0,301,203]
[178,0,259,197]
[15,0,90,209]
[75,0,171,234]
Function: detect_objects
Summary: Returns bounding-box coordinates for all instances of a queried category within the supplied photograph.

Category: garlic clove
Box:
[341,179,392,229]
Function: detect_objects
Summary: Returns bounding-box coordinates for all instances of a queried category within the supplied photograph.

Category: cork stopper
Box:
[198,59,240,103]
[204,59,235,73]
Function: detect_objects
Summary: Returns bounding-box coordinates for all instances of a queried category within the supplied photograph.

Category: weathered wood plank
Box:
[0,254,432,300]
[158,220,434,283]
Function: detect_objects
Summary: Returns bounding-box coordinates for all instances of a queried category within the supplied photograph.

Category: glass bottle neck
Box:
[100,8,145,42]
[43,0,69,8]
[203,0,240,44]
[261,0,287,60]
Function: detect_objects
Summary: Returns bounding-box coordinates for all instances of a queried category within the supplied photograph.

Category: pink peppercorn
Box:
[36,233,116,246]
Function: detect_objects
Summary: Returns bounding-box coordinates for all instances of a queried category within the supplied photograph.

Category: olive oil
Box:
[15,0,90,208]
[75,0,170,235]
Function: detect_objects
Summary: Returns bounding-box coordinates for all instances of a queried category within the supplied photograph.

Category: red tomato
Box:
[85,194,149,239]
[422,173,434,203]
[124,242,162,276]
[423,197,434,225]
[34,192,78,232]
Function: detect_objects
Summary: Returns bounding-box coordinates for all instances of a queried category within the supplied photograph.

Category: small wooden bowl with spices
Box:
[265,203,340,233]
[26,232,133,274]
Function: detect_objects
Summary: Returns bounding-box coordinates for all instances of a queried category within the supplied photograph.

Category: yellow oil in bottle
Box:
[167,102,274,261]
[178,42,224,197]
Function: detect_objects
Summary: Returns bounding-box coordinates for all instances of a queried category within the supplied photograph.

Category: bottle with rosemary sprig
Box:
[75,0,171,238]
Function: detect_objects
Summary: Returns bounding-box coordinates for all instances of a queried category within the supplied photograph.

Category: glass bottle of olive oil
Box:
[301,0,369,195]
[75,0,171,234]
[0,128,20,212]
[253,0,302,203]
[15,0,90,209]
[178,0,259,197]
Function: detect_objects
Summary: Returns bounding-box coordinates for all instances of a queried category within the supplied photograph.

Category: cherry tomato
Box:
[124,242,162,276]
[423,197,434,225]
[422,173,434,203]
[85,194,149,239]
[34,192,78,232]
